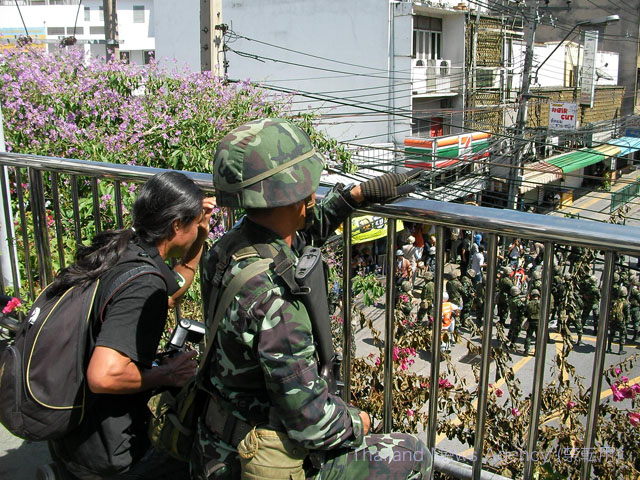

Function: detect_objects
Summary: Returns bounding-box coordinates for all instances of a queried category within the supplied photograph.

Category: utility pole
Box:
[506,1,537,210]
[103,0,119,60]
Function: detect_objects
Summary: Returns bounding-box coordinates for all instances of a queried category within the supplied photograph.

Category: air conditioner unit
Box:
[439,59,451,76]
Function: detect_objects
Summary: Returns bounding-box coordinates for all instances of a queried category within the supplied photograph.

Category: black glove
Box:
[360,170,423,204]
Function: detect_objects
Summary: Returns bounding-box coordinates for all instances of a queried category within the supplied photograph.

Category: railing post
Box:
[342,214,353,404]
[91,178,102,235]
[383,217,397,433]
[426,225,446,478]
[51,173,66,270]
[522,241,554,479]
[71,175,82,245]
[0,165,20,294]
[28,168,53,287]
[472,233,498,480]
[114,180,124,229]
[580,250,615,480]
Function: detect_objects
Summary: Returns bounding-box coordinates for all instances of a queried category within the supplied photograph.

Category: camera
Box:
[165,317,206,355]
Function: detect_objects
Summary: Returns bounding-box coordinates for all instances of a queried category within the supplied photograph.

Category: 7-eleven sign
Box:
[459,134,472,158]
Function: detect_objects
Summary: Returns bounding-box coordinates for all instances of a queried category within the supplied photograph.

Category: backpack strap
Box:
[98,264,164,322]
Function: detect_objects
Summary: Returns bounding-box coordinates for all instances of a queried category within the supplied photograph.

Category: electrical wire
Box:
[73,0,83,37]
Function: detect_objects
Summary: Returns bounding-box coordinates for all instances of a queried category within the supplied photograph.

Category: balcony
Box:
[0,152,639,479]
[412,59,460,97]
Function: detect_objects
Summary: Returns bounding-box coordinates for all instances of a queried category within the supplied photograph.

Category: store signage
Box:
[549,102,577,130]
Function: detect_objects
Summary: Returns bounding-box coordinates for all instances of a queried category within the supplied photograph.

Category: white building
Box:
[154,0,478,146]
[0,0,155,65]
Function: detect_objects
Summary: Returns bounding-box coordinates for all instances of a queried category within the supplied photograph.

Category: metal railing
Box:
[610,177,640,212]
[2,152,640,480]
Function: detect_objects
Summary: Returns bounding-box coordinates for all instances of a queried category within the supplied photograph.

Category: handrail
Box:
[1,152,639,480]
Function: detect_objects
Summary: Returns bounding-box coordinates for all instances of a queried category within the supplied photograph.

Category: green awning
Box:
[545,148,606,173]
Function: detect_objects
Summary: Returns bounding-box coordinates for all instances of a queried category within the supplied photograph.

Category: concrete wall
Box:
[153,0,200,71]
[535,2,639,116]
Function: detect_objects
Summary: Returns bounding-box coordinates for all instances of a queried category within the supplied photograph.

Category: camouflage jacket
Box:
[446,278,463,304]
[629,287,640,307]
[508,296,526,320]
[525,298,541,323]
[579,281,600,304]
[200,185,364,451]
[610,298,630,326]
[497,277,513,304]
[460,276,475,302]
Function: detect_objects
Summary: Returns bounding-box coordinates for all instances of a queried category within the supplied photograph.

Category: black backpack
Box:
[0,258,164,441]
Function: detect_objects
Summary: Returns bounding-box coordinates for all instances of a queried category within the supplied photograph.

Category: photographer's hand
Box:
[162,350,198,387]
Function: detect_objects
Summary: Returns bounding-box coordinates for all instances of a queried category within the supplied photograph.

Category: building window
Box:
[67,26,83,35]
[133,5,145,23]
[98,6,104,22]
[84,6,90,22]
[120,51,130,64]
[144,50,155,64]
[47,26,65,36]
[89,26,105,35]
[413,16,442,61]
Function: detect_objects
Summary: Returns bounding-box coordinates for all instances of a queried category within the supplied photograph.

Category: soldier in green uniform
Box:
[580,275,601,335]
[497,266,514,324]
[194,118,431,480]
[550,265,564,324]
[524,289,542,355]
[607,286,630,355]
[563,279,585,346]
[474,274,486,326]
[446,270,463,313]
[507,285,526,344]
[417,271,435,323]
[459,269,475,328]
[629,276,640,342]
[528,269,542,296]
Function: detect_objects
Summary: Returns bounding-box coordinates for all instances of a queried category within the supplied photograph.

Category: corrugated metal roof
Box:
[546,149,607,173]
[609,136,640,156]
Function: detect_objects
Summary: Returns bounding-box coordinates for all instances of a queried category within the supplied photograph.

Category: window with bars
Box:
[412,15,442,61]
[133,5,145,23]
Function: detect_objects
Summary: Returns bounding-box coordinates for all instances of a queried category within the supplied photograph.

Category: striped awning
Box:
[546,148,608,173]
[519,161,563,194]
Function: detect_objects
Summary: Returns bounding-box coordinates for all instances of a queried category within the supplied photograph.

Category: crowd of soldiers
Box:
[407,239,640,357]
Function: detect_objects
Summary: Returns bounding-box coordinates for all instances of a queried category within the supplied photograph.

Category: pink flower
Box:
[632,384,640,394]
[615,368,622,375]
[495,388,504,398]
[611,384,625,402]
[438,378,453,389]
[628,412,640,427]
[407,408,414,417]
[621,376,629,383]
[567,401,576,409]
[511,407,521,417]
[2,297,21,314]
[621,387,635,399]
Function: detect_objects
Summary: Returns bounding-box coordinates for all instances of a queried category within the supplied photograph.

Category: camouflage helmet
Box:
[613,272,620,283]
[510,286,521,296]
[450,270,460,279]
[213,118,324,208]
[589,275,598,284]
[632,276,640,286]
[530,288,541,297]
[502,266,513,276]
[424,271,434,281]
[467,269,476,279]
[532,270,542,280]
[619,286,628,297]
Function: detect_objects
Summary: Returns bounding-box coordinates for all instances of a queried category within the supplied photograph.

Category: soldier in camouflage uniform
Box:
[524,289,541,355]
[563,278,585,346]
[496,266,514,324]
[550,265,564,323]
[528,269,542,297]
[607,286,630,355]
[417,271,435,323]
[507,286,526,344]
[580,275,600,335]
[194,118,431,479]
[628,276,640,342]
[459,269,475,328]
[446,270,463,313]
[474,274,486,326]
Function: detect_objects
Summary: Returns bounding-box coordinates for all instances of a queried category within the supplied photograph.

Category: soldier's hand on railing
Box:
[359,170,423,204]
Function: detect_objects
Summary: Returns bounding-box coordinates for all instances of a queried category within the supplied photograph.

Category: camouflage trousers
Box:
[523,319,538,353]
[631,306,640,337]
[581,302,600,331]
[507,315,522,343]
[607,321,627,350]
[191,420,432,480]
